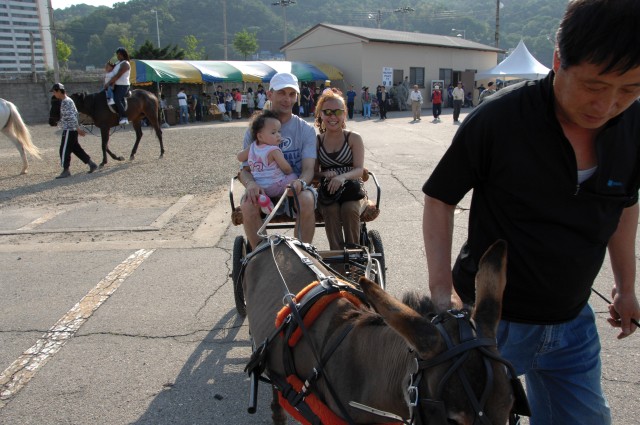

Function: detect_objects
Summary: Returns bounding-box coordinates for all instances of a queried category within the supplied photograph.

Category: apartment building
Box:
[0,0,55,74]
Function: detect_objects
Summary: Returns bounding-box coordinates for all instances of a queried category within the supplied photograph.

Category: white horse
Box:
[1,98,41,174]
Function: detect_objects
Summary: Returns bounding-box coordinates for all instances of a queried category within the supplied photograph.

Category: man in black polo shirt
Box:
[422,1,640,424]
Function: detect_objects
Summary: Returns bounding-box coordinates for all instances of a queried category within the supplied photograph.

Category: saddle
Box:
[106,91,131,114]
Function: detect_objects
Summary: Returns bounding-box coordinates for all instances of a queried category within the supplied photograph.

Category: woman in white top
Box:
[104,47,131,125]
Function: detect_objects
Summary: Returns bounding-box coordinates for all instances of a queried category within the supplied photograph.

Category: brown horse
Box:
[1,98,41,174]
[242,237,528,425]
[49,90,164,167]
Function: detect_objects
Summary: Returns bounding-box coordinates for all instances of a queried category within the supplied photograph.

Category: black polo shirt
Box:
[423,72,640,324]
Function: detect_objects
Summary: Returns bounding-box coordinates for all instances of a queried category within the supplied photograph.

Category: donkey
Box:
[242,237,527,424]
[1,98,41,174]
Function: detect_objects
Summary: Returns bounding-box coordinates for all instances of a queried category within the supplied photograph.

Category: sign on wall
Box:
[381,67,393,87]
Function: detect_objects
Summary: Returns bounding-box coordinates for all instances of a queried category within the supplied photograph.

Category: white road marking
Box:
[17,210,66,231]
[0,248,155,409]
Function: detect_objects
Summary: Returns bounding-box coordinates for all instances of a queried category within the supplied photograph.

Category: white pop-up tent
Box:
[475,40,550,80]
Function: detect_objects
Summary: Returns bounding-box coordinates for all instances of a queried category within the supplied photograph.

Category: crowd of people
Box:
[153,76,496,127]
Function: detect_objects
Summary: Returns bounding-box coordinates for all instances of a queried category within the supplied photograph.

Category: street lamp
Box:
[451,28,466,39]
[394,7,415,31]
[151,10,160,48]
[272,0,296,44]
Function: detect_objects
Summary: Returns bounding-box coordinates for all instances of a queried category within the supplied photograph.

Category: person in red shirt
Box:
[431,85,443,122]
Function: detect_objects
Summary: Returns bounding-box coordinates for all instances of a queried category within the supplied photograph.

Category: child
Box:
[237,110,297,199]
[104,61,116,106]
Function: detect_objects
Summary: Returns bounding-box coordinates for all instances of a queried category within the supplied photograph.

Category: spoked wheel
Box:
[366,229,386,289]
[232,236,250,317]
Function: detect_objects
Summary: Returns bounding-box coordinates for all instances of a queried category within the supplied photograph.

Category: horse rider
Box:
[104,47,131,125]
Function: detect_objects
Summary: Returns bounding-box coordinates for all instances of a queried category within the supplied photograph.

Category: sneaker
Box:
[88,161,98,173]
[107,99,115,105]
[55,169,71,179]
[119,118,128,125]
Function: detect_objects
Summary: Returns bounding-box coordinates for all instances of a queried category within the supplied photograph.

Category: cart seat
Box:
[231,198,380,226]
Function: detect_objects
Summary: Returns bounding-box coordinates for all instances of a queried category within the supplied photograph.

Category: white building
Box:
[0,0,55,74]
[283,23,503,106]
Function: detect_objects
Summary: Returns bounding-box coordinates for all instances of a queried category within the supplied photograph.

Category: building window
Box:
[410,67,425,87]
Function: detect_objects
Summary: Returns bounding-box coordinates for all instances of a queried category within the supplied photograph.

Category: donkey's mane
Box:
[341,290,437,327]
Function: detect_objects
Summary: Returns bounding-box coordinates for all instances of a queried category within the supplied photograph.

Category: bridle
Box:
[407,310,529,425]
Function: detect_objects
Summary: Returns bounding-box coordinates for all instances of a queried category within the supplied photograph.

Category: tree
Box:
[56,39,72,69]
[233,29,259,61]
[118,35,135,54]
[133,40,185,60]
[182,35,205,60]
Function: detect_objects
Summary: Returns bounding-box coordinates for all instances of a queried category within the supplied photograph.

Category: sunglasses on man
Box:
[321,109,344,117]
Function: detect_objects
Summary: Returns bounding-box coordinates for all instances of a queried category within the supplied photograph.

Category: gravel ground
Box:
[0,121,244,206]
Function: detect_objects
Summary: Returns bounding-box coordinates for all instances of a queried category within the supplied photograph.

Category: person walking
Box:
[361,87,372,119]
[409,85,423,121]
[431,85,443,122]
[478,81,496,104]
[452,81,465,124]
[177,88,188,125]
[377,85,389,120]
[422,1,640,424]
[346,85,357,119]
[50,83,97,179]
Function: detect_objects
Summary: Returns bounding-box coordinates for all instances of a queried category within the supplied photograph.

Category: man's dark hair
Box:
[556,0,640,74]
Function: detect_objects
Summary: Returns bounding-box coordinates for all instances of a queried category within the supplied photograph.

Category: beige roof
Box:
[284,23,503,53]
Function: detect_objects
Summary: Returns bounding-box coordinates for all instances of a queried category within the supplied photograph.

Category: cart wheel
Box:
[367,230,386,288]
[232,236,249,317]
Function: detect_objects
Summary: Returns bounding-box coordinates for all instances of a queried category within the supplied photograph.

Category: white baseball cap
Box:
[269,72,300,93]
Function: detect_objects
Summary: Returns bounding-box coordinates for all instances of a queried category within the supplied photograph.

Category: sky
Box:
[52,0,129,9]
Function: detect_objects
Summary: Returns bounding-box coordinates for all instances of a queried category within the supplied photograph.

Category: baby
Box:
[237,110,298,200]
[104,61,116,106]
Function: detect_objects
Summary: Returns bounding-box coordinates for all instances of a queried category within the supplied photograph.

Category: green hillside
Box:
[55,0,568,70]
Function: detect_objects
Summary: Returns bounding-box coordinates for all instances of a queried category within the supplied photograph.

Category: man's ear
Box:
[553,49,561,73]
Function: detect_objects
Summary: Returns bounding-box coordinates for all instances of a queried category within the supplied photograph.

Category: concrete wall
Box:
[1,78,103,124]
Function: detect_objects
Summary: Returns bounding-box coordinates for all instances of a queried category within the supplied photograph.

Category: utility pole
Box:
[495,0,500,48]
[394,7,415,31]
[223,0,228,59]
[46,0,60,82]
[271,0,296,44]
[30,32,37,82]
[367,7,414,30]
[151,10,160,48]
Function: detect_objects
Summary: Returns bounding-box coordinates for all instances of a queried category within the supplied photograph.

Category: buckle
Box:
[408,374,419,407]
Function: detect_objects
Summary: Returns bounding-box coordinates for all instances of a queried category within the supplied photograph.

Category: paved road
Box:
[0,108,638,424]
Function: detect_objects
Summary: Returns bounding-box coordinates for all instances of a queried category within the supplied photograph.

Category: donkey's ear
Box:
[359,277,444,357]
[472,240,507,339]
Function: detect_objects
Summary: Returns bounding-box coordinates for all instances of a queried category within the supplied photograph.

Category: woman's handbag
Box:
[318,177,366,206]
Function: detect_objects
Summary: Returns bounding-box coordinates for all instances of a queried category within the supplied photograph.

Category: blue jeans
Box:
[179,105,189,124]
[363,103,371,118]
[113,85,128,119]
[106,86,113,102]
[497,304,611,425]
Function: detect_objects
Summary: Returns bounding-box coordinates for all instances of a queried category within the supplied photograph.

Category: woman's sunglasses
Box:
[321,109,344,117]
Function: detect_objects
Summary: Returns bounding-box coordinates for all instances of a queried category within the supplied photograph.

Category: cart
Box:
[230,171,385,317]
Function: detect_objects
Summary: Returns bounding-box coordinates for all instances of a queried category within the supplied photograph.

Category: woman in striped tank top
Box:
[314,89,368,249]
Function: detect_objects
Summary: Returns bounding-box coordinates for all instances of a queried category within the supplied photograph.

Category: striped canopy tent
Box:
[130,60,343,84]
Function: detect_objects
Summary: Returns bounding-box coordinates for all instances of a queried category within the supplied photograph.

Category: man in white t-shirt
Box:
[240,72,317,248]
[452,81,465,124]
[177,88,188,125]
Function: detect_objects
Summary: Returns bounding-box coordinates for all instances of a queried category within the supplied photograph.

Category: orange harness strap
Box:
[275,280,364,347]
